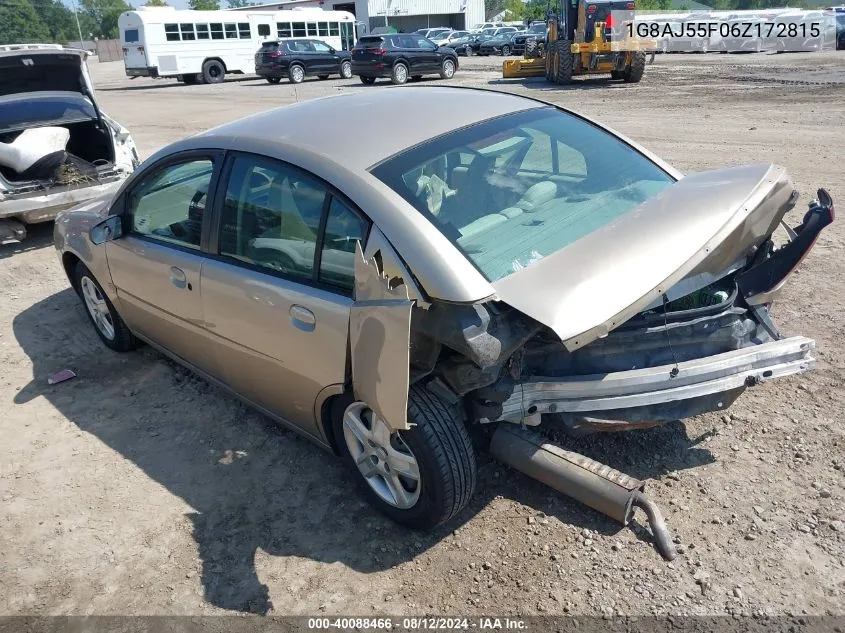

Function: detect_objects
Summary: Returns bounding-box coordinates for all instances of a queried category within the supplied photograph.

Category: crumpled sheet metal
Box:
[350,234,414,431]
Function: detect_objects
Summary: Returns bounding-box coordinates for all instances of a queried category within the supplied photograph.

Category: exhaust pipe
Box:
[490,424,677,561]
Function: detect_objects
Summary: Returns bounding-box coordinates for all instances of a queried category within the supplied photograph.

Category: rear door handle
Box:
[169,266,188,290]
[290,304,316,332]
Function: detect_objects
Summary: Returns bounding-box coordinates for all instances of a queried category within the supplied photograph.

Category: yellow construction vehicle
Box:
[503,0,654,83]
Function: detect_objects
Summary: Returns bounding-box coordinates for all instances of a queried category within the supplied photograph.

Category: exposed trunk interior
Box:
[0,121,114,186]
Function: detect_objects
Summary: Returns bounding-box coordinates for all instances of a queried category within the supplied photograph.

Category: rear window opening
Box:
[357,37,386,48]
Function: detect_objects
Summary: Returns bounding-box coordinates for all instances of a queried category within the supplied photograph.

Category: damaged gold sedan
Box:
[54,87,833,557]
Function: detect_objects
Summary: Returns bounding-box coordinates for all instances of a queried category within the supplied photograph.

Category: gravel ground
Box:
[1,51,843,618]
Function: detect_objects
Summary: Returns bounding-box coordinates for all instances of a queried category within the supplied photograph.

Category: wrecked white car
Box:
[53,88,833,558]
[0,44,139,244]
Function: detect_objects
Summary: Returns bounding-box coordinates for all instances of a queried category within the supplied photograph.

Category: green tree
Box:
[190,0,221,8]
[226,0,255,7]
[0,0,51,45]
[78,0,133,39]
[31,0,81,43]
[145,0,167,5]
[637,0,671,9]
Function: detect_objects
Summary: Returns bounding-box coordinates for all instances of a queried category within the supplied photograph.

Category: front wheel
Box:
[201,59,225,84]
[335,385,477,529]
[623,51,646,83]
[74,263,138,353]
[440,58,456,80]
[340,60,352,79]
[391,62,409,85]
[501,45,511,56]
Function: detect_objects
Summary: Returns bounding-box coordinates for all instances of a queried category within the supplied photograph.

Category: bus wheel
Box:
[202,59,225,84]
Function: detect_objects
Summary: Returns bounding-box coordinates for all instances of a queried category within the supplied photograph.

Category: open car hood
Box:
[492,163,796,351]
[0,49,92,100]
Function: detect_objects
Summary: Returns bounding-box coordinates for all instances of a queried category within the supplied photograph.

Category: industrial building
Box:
[229,0,486,34]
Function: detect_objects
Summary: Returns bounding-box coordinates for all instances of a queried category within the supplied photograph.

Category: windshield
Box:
[371,107,674,283]
[529,24,547,33]
[0,93,96,133]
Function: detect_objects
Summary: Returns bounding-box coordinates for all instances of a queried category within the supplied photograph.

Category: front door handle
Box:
[169,266,188,289]
[290,304,316,332]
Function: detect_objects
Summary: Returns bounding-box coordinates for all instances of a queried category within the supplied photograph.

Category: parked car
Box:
[477,32,518,56]
[837,13,845,49]
[255,39,352,84]
[55,87,833,530]
[470,22,504,32]
[0,44,139,244]
[413,28,452,39]
[351,34,458,84]
[776,11,837,52]
[510,22,548,55]
[445,34,482,56]
[719,17,776,53]
[430,30,469,46]
[665,16,723,53]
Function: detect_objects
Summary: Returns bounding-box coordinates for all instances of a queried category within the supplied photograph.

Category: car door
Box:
[200,152,368,438]
[106,152,222,375]
[311,40,338,73]
[412,36,441,72]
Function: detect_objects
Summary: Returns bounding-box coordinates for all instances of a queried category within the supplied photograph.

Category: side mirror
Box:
[90,215,123,245]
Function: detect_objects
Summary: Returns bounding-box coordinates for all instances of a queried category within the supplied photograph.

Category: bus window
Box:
[238,22,250,38]
[329,22,340,36]
[180,23,196,40]
[210,23,224,39]
[257,23,270,36]
[124,28,139,43]
[165,23,180,41]
[306,22,318,36]
[224,23,238,38]
[318,22,329,36]
[292,22,306,36]
[196,24,210,39]
[277,22,292,37]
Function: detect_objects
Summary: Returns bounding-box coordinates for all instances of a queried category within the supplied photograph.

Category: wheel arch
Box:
[62,251,82,289]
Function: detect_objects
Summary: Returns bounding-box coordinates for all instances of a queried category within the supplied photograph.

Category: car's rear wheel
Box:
[391,62,409,85]
[289,64,305,84]
[340,60,353,78]
[501,44,511,56]
[335,385,477,529]
[440,58,456,79]
[201,59,225,84]
[360,75,376,84]
[266,77,281,84]
[74,263,138,353]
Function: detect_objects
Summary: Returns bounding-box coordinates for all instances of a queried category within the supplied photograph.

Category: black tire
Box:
[289,63,305,84]
[465,44,474,56]
[73,262,138,353]
[391,62,409,85]
[201,59,225,84]
[439,57,456,80]
[266,77,281,84]
[340,60,352,79]
[623,51,646,83]
[334,384,477,529]
[360,75,376,84]
[553,40,573,85]
[610,69,623,80]
[525,39,539,59]
[501,44,511,56]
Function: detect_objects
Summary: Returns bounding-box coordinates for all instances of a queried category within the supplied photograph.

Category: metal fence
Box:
[95,39,123,63]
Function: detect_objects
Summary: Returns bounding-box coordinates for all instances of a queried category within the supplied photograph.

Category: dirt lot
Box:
[1,51,844,618]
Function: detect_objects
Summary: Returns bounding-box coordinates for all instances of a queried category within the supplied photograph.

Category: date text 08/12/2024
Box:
[626,20,825,39]
[307,617,527,630]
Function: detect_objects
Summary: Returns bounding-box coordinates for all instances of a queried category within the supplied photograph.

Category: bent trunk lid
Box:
[492,163,796,351]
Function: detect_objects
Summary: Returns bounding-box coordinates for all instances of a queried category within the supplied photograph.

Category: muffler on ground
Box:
[490,424,677,561]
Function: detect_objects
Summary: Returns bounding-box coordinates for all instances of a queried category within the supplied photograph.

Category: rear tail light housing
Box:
[266,50,285,58]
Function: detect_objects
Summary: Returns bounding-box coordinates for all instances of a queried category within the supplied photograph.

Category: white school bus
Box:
[118,7,357,83]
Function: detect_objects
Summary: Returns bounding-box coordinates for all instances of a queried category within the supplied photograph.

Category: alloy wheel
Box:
[343,403,421,510]
[80,276,115,341]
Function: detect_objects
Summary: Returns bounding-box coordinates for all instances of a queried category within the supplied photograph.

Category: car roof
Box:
[191,87,543,172]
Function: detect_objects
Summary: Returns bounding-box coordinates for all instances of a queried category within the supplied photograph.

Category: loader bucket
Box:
[502,58,546,78]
